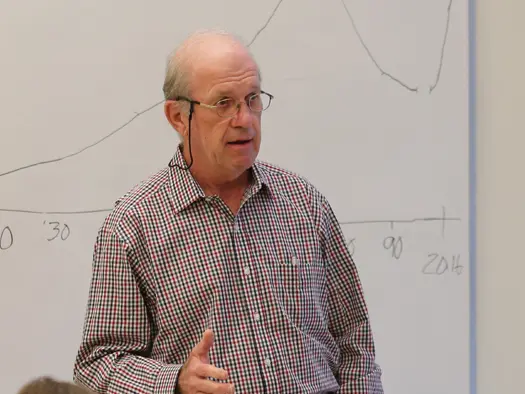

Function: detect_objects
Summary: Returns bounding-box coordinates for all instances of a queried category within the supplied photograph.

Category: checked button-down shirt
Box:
[73,146,383,393]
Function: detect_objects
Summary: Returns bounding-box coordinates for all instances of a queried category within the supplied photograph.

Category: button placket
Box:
[230,215,272,384]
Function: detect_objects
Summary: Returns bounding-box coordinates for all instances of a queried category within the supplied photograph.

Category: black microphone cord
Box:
[169,102,194,171]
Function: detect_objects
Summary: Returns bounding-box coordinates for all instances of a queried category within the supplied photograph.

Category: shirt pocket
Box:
[266,257,329,331]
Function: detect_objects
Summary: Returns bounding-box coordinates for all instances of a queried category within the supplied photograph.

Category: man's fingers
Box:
[178,330,233,393]
[192,329,214,358]
[195,362,229,380]
[195,378,234,394]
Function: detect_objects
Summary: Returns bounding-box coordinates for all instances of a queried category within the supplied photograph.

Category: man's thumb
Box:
[193,329,214,358]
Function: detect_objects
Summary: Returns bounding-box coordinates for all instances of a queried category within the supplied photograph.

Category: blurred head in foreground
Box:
[17,376,93,394]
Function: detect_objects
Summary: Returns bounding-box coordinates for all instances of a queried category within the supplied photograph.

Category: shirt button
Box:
[233,222,240,233]
[265,358,272,367]
[244,266,250,275]
[254,313,260,322]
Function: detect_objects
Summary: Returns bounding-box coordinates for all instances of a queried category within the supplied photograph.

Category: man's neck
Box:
[191,165,251,215]
[180,145,251,214]
[196,170,250,196]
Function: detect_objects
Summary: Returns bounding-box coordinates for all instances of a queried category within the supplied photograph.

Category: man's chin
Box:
[228,156,257,176]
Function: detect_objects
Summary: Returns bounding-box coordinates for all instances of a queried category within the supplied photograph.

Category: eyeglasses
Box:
[175,91,274,118]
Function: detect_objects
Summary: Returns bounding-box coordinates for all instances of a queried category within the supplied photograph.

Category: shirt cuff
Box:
[154,363,183,394]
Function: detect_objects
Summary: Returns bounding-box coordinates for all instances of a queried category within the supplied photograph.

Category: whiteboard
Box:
[0,1,475,393]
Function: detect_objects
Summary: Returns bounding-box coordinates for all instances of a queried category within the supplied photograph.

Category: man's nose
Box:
[231,102,253,127]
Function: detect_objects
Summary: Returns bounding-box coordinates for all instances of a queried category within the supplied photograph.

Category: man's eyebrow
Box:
[212,86,261,99]
[213,90,232,98]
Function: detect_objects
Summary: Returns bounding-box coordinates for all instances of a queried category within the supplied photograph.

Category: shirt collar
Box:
[167,145,271,213]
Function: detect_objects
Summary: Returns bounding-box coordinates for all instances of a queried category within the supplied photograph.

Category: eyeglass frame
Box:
[173,90,274,118]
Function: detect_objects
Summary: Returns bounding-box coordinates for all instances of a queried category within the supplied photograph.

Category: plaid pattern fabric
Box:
[73,146,383,394]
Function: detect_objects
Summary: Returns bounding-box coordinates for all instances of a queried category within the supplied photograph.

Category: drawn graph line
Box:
[0,100,165,179]
[247,0,455,93]
[339,0,418,92]
[246,0,418,92]
[430,0,453,93]
[247,0,285,47]
[340,0,454,93]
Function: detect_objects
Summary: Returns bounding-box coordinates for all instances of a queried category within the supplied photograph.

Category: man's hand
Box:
[175,329,234,394]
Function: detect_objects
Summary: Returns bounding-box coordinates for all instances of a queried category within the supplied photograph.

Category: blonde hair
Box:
[17,376,93,394]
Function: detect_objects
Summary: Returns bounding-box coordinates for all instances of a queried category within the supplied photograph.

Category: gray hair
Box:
[162,29,261,104]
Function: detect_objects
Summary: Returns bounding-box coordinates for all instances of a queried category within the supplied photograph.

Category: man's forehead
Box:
[192,62,260,96]
[205,78,260,101]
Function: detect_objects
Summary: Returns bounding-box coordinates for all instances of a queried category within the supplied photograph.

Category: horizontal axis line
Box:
[0,208,462,225]
[0,208,113,215]
[340,217,461,225]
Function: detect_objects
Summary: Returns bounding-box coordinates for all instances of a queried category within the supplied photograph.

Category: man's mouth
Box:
[227,139,252,145]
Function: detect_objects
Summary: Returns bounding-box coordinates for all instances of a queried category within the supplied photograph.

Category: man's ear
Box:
[164,100,188,138]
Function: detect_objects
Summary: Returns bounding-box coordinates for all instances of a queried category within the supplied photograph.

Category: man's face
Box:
[184,45,262,181]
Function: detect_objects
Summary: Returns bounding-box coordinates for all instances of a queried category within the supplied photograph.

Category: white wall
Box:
[476,1,525,393]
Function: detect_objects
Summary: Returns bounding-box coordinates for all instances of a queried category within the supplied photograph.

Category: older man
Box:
[73,30,383,394]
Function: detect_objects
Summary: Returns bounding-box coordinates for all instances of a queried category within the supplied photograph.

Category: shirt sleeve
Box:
[73,221,181,394]
[321,196,384,394]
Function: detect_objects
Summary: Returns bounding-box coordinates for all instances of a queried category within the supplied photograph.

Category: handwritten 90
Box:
[346,236,464,277]
[0,221,71,251]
